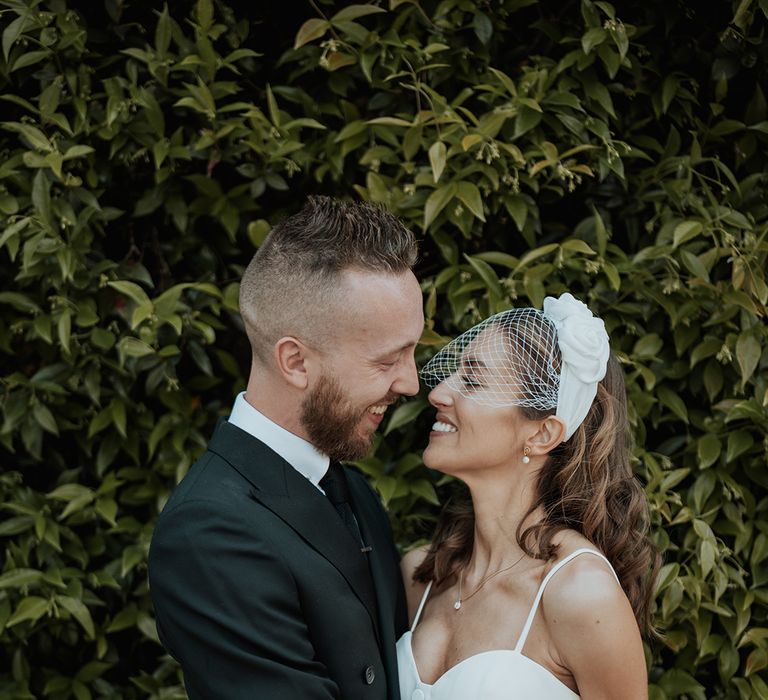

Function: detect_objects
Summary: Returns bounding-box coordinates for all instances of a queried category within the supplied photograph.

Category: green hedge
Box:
[0,1,766,698]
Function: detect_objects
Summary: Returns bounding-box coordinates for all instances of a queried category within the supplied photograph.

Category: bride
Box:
[397,293,658,699]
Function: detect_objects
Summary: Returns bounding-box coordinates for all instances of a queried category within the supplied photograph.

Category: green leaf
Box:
[410,479,439,505]
[700,539,717,577]
[561,239,596,255]
[505,197,527,232]
[473,12,493,44]
[48,483,93,501]
[111,400,127,438]
[39,81,61,118]
[7,596,49,627]
[516,243,559,270]
[108,280,151,306]
[331,4,386,22]
[633,334,663,359]
[697,434,721,469]
[95,498,118,527]
[11,49,50,71]
[374,475,397,506]
[32,169,54,231]
[334,120,367,143]
[455,181,485,221]
[367,117,413,127]
[657,668,705,696]
[673,220,703,247]
[326,53,357,71]
[0,291,41,313]
[266,84,280,127]
[195,0,214,29]
[121,545,146,577]
[429,141,447,183]
[248,219,271,248]
[657,386,689,423]
[62,145,95,160]
[117,337,155,359]
[106,604,138,633]
[2,122,52,152]
[739,627,768,649]
[690,337,721,368]
[464,254,503,300]
[475,252,519,269]
[661,74,678,114]
[58,311,71,354]
[57,596,95,639]
[384,399,428,435]
[3,14,31,63]
[424,183,457,229]
[0,568,44,590]
[680,250,710,281]
[582,27,607,54]
[32,404,58,436]
[735,332,761,387]
[746,648,768,677]
[726,430,754,463]
[155,3,172,55]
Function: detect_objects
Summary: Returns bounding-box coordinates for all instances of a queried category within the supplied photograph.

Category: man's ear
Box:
[273,336,311,390]
[528,416,567,457]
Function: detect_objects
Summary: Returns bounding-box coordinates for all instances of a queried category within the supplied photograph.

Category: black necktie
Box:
[320,462,366,549]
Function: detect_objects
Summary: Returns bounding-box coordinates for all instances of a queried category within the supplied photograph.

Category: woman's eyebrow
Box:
[461,355,487,371]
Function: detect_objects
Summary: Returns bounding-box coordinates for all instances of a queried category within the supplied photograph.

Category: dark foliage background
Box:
[0,0,767,698]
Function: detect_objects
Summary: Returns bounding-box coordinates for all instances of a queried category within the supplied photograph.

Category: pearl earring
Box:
[522,447,530,464]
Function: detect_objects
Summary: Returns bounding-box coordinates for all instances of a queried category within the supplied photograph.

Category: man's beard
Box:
[300,373,377,462]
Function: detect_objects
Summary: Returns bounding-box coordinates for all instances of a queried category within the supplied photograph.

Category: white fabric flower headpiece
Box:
[420,293,610,441]
[542,293,610,439]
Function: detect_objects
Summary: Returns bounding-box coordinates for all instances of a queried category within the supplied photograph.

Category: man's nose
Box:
[392,354,420,396]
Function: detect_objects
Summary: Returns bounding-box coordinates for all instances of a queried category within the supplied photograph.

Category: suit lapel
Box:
[347,472,407,697]
[208,421,380,639]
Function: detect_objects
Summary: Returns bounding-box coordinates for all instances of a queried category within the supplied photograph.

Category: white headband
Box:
[420,293,610,441]
[542,293,610,440]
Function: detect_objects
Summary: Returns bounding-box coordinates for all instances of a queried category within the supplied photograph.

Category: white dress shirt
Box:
[228,392,329,491]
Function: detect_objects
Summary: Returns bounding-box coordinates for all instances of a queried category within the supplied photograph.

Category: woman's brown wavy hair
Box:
[413,351,660,636]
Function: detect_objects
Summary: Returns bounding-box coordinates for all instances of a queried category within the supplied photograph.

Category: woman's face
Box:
[422,328,535,477]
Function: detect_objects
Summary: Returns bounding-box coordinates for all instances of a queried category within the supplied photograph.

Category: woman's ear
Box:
[528,416,567,457]
[273,336,311,389]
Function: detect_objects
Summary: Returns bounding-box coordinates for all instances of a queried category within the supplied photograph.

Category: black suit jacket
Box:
[148,420,407,699]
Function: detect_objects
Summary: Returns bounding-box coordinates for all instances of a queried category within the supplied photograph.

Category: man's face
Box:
[300,269,424,461]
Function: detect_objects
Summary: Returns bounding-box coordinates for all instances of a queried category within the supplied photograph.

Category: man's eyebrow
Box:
[374,340,417,361]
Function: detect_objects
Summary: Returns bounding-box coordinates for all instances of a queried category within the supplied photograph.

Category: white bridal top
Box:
[396,548,620,700]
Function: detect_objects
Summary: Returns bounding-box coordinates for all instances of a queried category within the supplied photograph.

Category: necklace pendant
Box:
[454,600,462,610]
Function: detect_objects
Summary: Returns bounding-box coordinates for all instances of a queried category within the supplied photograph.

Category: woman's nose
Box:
[428,381,454,407]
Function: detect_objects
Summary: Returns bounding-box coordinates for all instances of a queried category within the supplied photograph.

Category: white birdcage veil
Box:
[420,308,561,410]
[421,294,610,441]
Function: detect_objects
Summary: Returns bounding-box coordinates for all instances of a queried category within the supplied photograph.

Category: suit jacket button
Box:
[363,666,375,685]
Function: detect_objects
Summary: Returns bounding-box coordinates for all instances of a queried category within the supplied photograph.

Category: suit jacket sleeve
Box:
[149,496,339,700]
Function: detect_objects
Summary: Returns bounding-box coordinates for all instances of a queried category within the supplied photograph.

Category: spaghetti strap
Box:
[411,580,434,631]
[514,548,619,652]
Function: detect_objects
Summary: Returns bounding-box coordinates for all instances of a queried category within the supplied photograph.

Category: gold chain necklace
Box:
[454,553,527,611]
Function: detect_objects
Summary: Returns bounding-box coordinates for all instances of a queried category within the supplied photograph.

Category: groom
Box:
[149,196,424,699]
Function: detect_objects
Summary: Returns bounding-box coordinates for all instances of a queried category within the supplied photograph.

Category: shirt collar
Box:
[228,392,330,490]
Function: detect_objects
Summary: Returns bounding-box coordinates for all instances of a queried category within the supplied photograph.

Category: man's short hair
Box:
[239,196,418,363]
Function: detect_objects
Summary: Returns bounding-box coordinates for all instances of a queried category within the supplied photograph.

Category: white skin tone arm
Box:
[542,555,648,700]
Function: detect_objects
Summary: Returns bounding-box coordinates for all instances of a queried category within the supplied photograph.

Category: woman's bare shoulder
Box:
[540,546,646,696]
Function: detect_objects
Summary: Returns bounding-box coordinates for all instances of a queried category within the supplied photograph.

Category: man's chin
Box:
[338,426,376,461]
